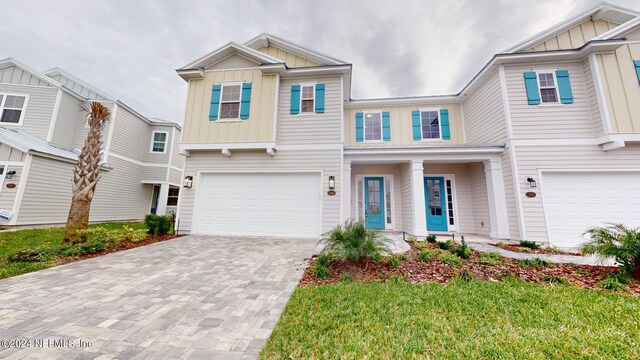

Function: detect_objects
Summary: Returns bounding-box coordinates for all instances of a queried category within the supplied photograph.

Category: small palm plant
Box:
[581,224,640,279]
[319,220,391,261]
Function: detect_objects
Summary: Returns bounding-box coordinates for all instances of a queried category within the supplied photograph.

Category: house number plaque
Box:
[5,183,16,189]
[525,192,536,198]
[327,190,336,196]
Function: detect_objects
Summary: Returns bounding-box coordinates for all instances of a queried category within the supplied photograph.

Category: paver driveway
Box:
[0,236,316,359]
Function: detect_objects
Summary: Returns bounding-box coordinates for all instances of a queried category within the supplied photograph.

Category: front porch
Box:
[342,146,510,240]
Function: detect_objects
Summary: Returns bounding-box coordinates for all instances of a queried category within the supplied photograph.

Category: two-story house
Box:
[176,2,640,248]
[0,58,184,227]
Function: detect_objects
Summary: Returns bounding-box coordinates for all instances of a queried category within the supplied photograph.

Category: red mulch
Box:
[300,242,640,294]
[55,234,184,265]
[492,243,581,256]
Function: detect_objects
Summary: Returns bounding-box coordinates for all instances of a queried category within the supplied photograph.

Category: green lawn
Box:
[261,280,640,359]
[0,222,146,279]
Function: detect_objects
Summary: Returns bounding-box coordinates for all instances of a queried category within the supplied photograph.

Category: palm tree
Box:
[63,102,111,244]
[582,224,640,280]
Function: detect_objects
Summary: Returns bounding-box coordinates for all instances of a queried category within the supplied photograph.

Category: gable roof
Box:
[178,42,283,71]
[244,33,347,66]
[0,58,64,88]
[503,2,639,54]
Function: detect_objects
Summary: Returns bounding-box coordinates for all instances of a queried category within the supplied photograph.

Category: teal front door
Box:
[424,177,448,231]
[364,177,385,229]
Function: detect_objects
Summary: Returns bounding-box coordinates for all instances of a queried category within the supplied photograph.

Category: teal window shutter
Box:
[355,112,364,142]
[239,83,252,120]
[290,85,300,114]
[440,109,450,140]
[555,70,573,104]
[315,83,325,113]
[209,84,221,120]
[634,60,640,85]
[411,110,421,140]
[523,72,541,105]
[382,111,391,141]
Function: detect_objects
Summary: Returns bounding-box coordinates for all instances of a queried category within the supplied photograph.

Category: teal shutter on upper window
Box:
[209,84,221,120]
[315,83,325,113]
[355,112,364,142]
[382,111,391,141]
[523,72,541,105]
[634,60,640,85]
[411,110,421,140]
[555,70,573,104]
[440,109,450,140]
[290,85,300,114]
[239,83,252,120]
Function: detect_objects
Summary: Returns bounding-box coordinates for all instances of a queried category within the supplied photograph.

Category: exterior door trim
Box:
[424,174,458,232]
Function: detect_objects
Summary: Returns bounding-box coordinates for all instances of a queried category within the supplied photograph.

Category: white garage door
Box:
[193,172,322,238]
[542,171,640,248]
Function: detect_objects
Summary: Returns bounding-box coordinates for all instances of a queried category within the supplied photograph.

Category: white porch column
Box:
[156,183,170,216]
[340,161,352,223]
[411,160,428,237]
[484,159,510,239]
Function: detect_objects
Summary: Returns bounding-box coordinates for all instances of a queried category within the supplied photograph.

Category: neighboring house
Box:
[0,59,184,228]
[175,3,640,248]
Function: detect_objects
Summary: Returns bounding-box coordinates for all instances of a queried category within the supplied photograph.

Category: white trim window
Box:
[151,131,168,153]
[219,83,242,119]
[300,84,315,113]
[167,187,179,206]
[363,111,383,141]
[420,110,441,140]
[537,72,559,104]
[0,94,28,125]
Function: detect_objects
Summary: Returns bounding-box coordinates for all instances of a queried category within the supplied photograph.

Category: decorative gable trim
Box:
[244,33,347,66]
[178,42,283,73]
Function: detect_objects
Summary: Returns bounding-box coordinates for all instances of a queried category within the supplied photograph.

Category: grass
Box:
[261,281,640,359]
[0,222,146,279]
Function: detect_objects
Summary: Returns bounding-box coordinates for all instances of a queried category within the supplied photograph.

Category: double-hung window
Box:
[219,84,242,119]
[0,94,27,124]
[363,112,382,141]
[537,72,558,104]
[300,85,315,113]
[167,187,179,206]
[151,132,167,153]
[421,110,440,140]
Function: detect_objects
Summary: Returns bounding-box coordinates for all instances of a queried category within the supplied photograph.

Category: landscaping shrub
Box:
[144,214,174,236]
[541,245,563,254]
[540,274,570,285]
[598,272,630,291]
[316,254,333,268]
[414,241,431,251]
[7,246,54,263]
[454,269,476,281]
[437,240,455,251]
[582,223,640,279]
[387,256,401,268]
[478,252,502,265]
[313,263,331,279]
[419,249,441,263]
[406,236,418,243]
[341,271,354,283]
[426,234,437,244]
[389,274,406,284]
[451,238,472,259]
[521,258,549,268]
[438,253,462,266]
[78,226,147,243]
[319,220,391,261]
[519,240,540,249]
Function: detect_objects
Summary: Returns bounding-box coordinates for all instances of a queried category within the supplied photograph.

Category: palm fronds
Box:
[319,220,391,261]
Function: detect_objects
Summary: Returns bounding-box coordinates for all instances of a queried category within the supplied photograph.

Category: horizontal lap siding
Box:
[506,62,594,138]
[73,103,114,150]
[18,157,73,224]
[171,130,184,169]
[582,59,604,137]
[141,166,167,182]
[0,165,23,215]
[399,163,413,233]
[516,144,640,242]
[169,168,182,185]
[109,107,149,162]
[278,76,342,144]
[462,70,507,144]
[144,126,172,163]
[423,164,474,233]
[469,163,490,236]
[0,84,58,140]
[350,164,403,230]
[52,91,82,148]
[501,147,520,239]
[178,149,341,234]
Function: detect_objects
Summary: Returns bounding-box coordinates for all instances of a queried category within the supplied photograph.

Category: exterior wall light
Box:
[5,170,16,179]
[184,176,193,189]
[328,176,335,190]
[526,177,537,188]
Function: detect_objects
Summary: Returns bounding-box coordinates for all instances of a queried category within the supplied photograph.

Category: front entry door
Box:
[364,177,385,229]
[424,177,448,231]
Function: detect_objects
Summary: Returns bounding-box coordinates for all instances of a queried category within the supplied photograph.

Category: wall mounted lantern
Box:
[184,176,193,189]
[5,170,16,180]
[328,176,335,190]
[526,177,537,188]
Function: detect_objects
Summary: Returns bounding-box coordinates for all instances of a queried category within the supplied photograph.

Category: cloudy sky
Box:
[1,0,638,124]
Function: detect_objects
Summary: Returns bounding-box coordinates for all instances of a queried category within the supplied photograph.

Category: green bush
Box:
[439,253,462,266]
[478,252,502,265]
[582,224,640,279]
[519,240,540,249]
[81,226,148,243]
[598,272,630,291]
[313,263,331,279]
[539,274,570,285]
[389,274,406,284]
[144,214,174,236]
[437,240,455,251]
[387,256,401,268]
[426,234,437,243]
[451,238,472,259]
[406,236,418,243]
[7,246,54,263]
[419,249,440,263]
[316,254,333,268]
[341,271,354,283]
[454,269,476,281]
[414,241,431,250]
[319,220,391,261]
[521,258,549,268]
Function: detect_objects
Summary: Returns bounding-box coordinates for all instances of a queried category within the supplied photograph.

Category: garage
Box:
[541,171,640,248]
[192,172,322,238]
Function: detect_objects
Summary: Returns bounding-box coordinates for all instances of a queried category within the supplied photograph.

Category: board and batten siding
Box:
[278,75,342,145]
[525,19,617,52]
[108,107,149,162]
[596,42,640,133]
[258,46,319,68]
[0,83,58,140]
[0,144,25,162]
[515,143,640,242]
[0,65,53,87]
[344,103,463,147]
[505,61,596,139]
[47,73,110,102]
[462,70,507,144]
[349,164,404,230]
[0,165,23,216]
[182,69,276,144]
[178,149,342,234]
[469,163,491,236]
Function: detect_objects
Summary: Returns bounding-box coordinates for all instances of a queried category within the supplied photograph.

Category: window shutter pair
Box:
[523,70,573,105]
[411,110,450,140]
[634,60,640,85]
[354,111,391,142]
[290,84,325,114]
[208,83,252,121]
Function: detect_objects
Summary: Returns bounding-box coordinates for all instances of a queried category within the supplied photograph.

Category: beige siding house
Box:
[0,59,184,227]
[176,3,640,248]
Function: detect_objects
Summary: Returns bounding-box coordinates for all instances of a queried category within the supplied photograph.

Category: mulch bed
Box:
[300,242,640,294]
[491,243,581,256]
[55,234,184,265]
